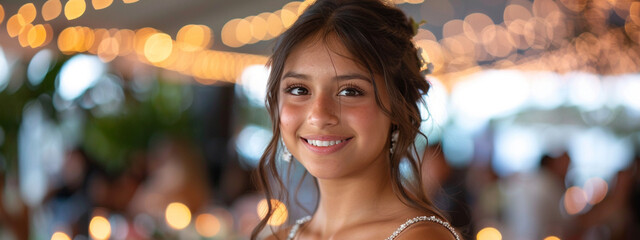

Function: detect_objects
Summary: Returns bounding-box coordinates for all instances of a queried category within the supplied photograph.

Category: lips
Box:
[300,136,352,155]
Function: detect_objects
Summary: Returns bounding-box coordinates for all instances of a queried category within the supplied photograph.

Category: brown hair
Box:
[252,0,443,238]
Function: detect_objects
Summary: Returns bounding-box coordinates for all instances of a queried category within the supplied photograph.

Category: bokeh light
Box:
[477,227,502,240]
[89,216,112,240]
[165,202,191,230]
[18,3,37,23]
[7,14,26,38]
[564,186,588,215]
[42,0,62,21]
[144,33,173,63]
[28,24,47,48]
[543,236,561,240]
[92,0,114,10]
[0,4,4,25]
[257,199,288,226]
[65,0,87,20]
[195,213,221,237]
[583,177,608,205]
[177,24,212,52]
[50,232,71,240]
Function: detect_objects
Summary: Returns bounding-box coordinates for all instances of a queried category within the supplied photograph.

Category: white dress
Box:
[286,215,461,240]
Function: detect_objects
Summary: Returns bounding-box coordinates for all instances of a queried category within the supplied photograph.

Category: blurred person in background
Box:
[252,0,460,239]
[501,152,571,240]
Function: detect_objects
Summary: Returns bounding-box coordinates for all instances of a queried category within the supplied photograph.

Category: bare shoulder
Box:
[395,220,459,240]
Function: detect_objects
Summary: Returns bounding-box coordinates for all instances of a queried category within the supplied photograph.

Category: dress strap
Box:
[385,216,460,240]
[287,215,460,240]
[287,216,312,240]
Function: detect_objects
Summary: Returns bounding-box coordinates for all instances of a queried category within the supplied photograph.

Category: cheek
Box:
[344,105,390,133]
[279,103,304,134]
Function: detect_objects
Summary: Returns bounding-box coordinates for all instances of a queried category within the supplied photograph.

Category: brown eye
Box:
[287,86,309,96]
[338,87,363,97]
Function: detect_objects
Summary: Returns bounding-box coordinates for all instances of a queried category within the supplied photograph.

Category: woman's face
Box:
[279,36,392,179]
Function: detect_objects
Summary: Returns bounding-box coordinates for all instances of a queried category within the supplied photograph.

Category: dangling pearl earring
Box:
[281,139,292,162]
[390,129,399,155]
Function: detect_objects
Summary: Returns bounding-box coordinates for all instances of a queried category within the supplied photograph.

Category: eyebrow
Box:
[282,71,372,83]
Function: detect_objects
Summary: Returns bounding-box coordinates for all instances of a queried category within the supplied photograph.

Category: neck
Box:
[311,160,406,234]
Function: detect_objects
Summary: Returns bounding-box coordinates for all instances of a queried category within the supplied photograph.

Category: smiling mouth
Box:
[302,137,353,147]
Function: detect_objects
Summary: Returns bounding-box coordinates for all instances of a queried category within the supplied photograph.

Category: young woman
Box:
[253,0,460,239]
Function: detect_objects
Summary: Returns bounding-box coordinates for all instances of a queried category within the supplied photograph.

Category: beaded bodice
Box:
[286,215,461,240]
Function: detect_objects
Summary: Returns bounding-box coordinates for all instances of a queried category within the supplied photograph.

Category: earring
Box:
[390,129,399,155]
[281,139,292,162]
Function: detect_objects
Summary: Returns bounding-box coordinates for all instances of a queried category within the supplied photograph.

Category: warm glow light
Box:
[280,8,297,29]
[58,27,79,53]
[559,0,586,12]
[134,27,158,57]
[123,0,139,3]
[7,14,26,38]
[477,227,502,240]
[257,199,288,226]
[165,202,192,230]
[463,13,494,43]
[42,0,62,21]
[583,177,608,205]
[43,24,54,47]
[195,213,221,237]
[222,18,242,47]
[544,236,561,240]
[51,232,71,240]
[92,0,113,10]
[114,29,135,56]
[235,19,252,45]
[65,0,86,20]
[0,5,4,25]
[89,28,109,54]
[266,12,284,39]
[89,216,112,240]
[144,33,173,63]
[250,16,268,41]
[97,37,119,62]
[564,186,588,215]
[177,24,211,51]
[18,3,37,23]
[28,24,47,48]
[19,23,34,47]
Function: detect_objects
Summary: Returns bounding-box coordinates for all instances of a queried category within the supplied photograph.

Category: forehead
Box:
[284,33,367,73]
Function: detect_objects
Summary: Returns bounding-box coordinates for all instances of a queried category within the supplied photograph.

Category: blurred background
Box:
[0,0,639,239]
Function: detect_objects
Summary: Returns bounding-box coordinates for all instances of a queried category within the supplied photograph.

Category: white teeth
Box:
[308,139,344,147]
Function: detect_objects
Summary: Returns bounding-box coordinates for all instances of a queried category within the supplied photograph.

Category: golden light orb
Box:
[51,232,71,240]
[544,236,561,240]
[7,14,26,38]
[65,0,86,20]
[477,227,502,240]
[18,3,37,23]
[28,24,47,48]
[42,0,62,21]
[257,199,288,226]
[222,18,243,48]
[19,23,34,47]
[235,19,252,45]
[92,0,114,10]
[97,37,120,62]
[89,216,112,240]
[0,4,4,25]
[144,32,173,63]
[280,8,297,29]
[123,0,139,3]
[195,213,221,237]
[114,29,135,56]
[177,24,212,51]
[265,12,284,39]
[250,16,268,42]
[165,202,192,230]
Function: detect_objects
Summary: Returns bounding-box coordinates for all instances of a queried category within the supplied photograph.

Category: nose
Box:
[307,92,339,128]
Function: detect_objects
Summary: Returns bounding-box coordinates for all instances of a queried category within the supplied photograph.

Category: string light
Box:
[165,202,191,230]
[42,0,62,21]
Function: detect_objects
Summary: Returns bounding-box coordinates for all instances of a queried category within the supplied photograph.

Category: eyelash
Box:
[282,83,366,96]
